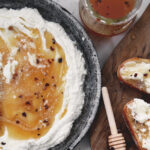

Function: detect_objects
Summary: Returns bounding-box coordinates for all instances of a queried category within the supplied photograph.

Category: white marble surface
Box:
[54,0,150,149]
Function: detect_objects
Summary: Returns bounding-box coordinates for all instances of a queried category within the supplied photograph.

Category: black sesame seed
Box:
[45,83,49,87]
[37,128,40,131]
[25,101,31,105]
[35,109,38,112]
[124,1,129,5]
[124,1,128,4]
[34,77,38,81]
[36,59,40,64]
[50,46,54,51]
[22,112,27,117]
[47,59,51,64]
[52,38,56,44]
[16,120,20,124]
[37,133,40,136]
[144,73,148,77]
[1,142,6,145]
[124,1,130,6]
[44,104,49,110]
[58,58,62,63]
[134,73,138,77]
[43,120,48,123]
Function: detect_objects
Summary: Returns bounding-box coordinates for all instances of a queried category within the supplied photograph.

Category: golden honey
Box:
[89,0,136,19]
[0,26,68,139]
[79,0,142,36]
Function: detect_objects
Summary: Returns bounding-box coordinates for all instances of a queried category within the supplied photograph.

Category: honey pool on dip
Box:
[0,25,68,139]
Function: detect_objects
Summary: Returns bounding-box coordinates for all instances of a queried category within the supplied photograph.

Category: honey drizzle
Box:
[0,26,68,139]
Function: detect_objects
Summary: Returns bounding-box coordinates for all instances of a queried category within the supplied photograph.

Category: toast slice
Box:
[123,99,150,150]
[117,57,150,94]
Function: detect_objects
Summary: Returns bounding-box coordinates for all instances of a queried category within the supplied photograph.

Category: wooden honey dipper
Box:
[102,87,126,150]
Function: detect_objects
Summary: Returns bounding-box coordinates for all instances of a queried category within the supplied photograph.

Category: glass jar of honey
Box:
[79,0,142,36]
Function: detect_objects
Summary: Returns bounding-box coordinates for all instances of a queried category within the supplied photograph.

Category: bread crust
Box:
[123,100,147,150]
[117,57,150,94]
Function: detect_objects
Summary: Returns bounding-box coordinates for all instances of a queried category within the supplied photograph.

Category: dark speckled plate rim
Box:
[0,0,101,149]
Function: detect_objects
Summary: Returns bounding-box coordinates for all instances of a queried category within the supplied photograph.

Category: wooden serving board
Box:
[90,4,150,150]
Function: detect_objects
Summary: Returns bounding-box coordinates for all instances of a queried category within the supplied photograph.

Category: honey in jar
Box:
[90,0,136,19]
[79,0,142,36]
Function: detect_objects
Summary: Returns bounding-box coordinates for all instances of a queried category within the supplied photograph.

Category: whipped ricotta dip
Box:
[0,8,86,150]
[128,99,150,150]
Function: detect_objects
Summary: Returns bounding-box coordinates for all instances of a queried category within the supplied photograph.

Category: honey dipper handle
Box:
[102,87,118,135]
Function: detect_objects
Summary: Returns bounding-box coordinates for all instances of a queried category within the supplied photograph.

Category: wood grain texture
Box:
[90,4,150,150]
